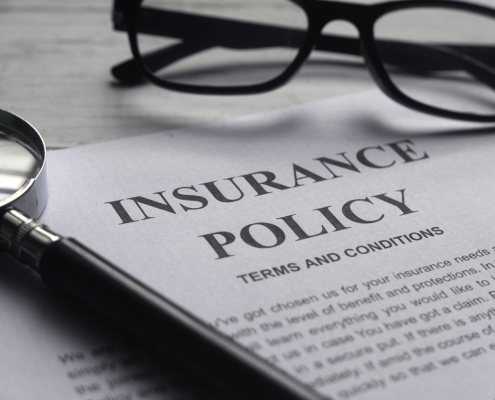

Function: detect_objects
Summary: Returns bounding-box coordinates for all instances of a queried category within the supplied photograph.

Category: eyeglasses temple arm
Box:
[112,42,215,84]
[431,46,495,90]
[377,41,495,89]
[110,33,359,84]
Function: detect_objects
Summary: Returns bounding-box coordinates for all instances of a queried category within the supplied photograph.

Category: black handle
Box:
[39,238,326,400]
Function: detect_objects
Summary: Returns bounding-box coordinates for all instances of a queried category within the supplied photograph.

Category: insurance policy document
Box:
[2,90,495,400]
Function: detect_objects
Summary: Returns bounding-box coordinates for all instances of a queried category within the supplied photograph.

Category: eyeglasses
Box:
[112,0,495,122]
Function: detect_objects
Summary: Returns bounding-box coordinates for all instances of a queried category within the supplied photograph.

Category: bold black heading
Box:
[104,139,429,259]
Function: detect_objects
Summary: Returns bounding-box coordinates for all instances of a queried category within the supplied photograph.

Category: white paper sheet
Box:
[2,90,495,400]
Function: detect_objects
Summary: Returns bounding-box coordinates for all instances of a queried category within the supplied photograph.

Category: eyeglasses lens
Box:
[375,7,495,116]
[136,0,308,87]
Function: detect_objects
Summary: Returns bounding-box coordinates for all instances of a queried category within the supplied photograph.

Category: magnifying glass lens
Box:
[0,134,40,203]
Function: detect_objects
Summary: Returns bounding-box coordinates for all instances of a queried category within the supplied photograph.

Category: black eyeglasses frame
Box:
[113,0,495,122]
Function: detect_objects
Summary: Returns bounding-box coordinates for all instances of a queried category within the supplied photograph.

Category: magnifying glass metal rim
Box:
[0,108,47,219]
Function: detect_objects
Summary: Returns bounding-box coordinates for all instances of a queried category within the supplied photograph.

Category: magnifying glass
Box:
[0,109,325,400]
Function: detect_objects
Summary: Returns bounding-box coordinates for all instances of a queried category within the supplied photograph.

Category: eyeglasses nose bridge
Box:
[306,12,369,64]
[309,0,372,33]
[306,8,371,60]
[316,17,362,41]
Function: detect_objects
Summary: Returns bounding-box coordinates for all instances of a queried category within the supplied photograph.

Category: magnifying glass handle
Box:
[0,208,327,400]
